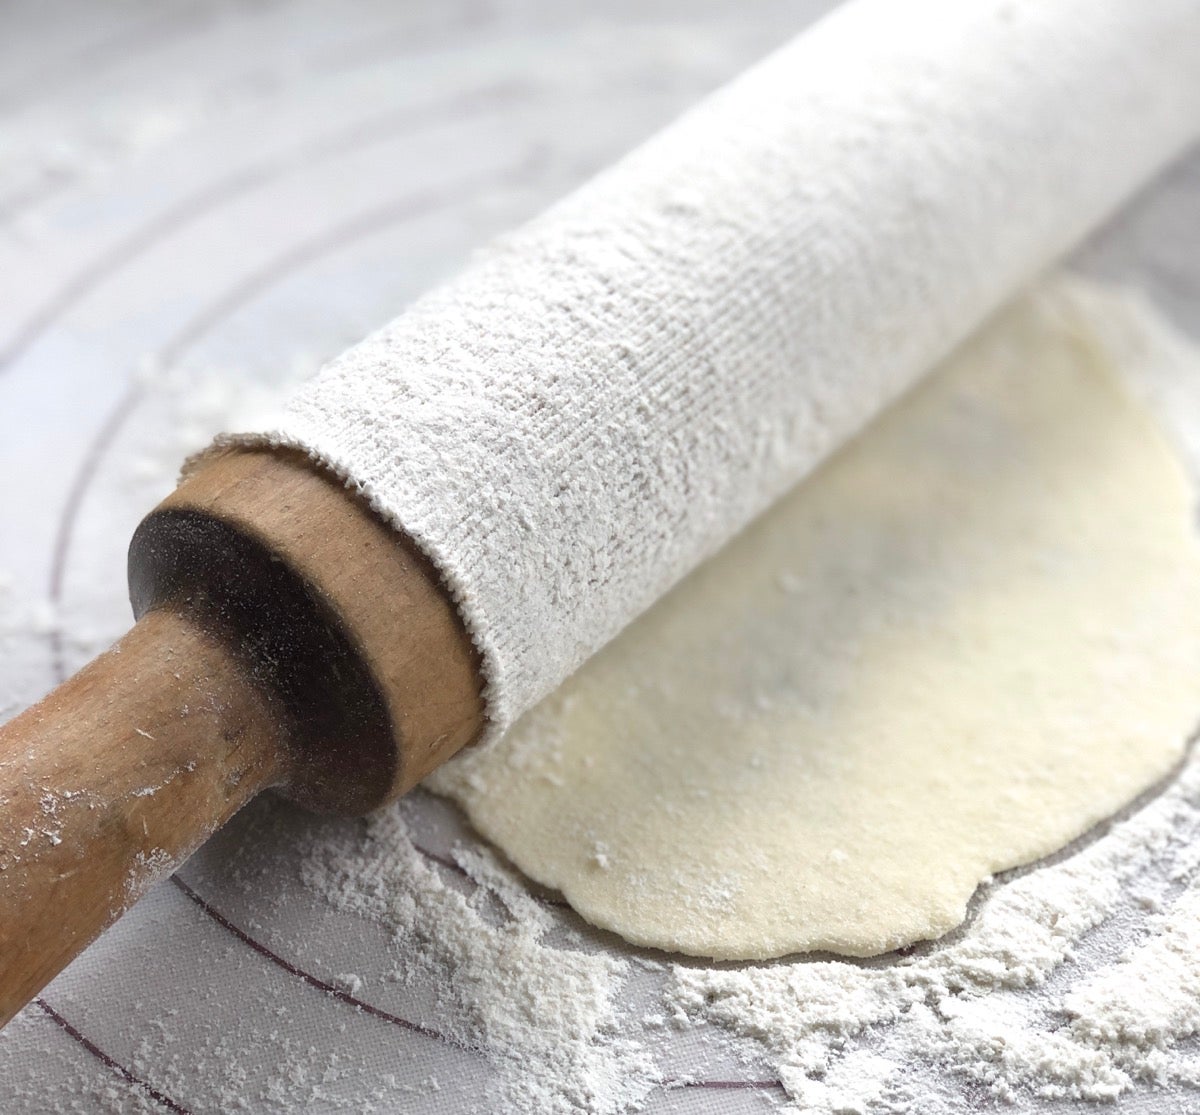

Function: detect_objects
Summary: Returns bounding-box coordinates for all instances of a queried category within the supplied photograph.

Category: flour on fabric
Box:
[216,0,1200,745]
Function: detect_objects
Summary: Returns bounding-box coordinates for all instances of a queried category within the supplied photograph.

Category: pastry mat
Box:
[2,1,1199,1111]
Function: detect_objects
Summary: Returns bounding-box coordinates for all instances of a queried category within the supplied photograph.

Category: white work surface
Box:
[3,2,1200,1112]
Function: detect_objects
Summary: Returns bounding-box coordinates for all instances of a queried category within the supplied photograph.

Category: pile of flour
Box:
[299,806,662,1114]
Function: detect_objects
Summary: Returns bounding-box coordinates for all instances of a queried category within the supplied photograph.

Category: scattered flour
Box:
[276,745,1200,1114]
[666,757,1200,1109]
[299,808,660,1115]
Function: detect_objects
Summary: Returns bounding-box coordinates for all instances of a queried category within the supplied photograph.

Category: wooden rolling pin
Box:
[0,448,485,1026]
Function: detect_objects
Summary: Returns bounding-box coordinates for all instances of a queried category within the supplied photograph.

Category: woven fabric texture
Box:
[225,0,1200,736]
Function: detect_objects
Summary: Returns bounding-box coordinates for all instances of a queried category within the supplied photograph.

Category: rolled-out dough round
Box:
[428,278,1200,960]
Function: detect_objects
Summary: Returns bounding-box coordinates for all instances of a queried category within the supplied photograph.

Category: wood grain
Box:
[0,607,284,1024]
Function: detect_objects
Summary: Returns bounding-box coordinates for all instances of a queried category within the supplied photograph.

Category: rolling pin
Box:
[3,0,1200,1027]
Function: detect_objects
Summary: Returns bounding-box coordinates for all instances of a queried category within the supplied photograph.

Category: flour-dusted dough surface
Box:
[429,279,1200,960]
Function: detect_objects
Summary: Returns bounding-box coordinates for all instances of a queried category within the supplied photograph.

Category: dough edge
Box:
[428,274,1200,961]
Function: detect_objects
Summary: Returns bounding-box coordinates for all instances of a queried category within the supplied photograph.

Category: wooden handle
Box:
[0,607,284,1023]
[0,448,486,1025]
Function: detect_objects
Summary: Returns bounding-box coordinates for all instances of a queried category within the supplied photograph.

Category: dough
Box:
[428,279,1200,960]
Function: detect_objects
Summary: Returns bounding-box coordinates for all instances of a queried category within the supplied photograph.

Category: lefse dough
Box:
[429,279,1200,960]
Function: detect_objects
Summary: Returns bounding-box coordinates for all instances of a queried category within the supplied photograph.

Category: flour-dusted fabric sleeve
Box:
[215,0,1200,737]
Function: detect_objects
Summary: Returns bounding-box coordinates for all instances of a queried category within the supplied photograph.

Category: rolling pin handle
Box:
[0,606,285,1027]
